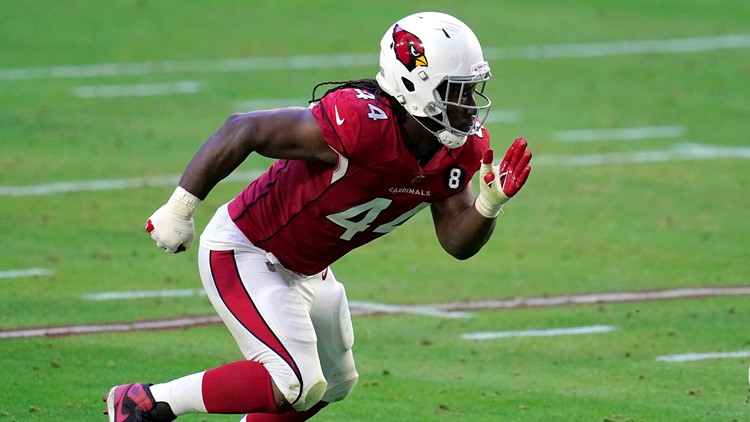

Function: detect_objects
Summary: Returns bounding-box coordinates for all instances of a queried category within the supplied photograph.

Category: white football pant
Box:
[198,206,359,412]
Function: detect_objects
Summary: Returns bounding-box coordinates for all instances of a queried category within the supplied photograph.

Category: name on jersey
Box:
[388,187,431,197]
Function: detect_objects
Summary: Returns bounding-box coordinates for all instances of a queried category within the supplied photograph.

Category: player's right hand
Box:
[145,187,201,253]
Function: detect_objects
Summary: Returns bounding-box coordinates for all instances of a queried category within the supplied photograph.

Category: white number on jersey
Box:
[373,202,429,234]
[366,104,388,121]
[326,200,429,240]
[447,168,462,189]
[351,88,388,121]
[354,89,376,100]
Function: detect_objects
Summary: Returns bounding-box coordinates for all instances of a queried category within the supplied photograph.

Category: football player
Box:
[104,11,531,422]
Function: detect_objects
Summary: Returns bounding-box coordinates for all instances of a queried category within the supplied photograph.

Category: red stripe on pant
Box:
[202,360,279,414]
[209,250,303,406]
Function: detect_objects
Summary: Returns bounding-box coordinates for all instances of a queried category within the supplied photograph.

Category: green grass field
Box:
[2,0,749,420]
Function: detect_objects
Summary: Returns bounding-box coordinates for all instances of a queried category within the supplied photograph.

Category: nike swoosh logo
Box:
[109,386,130,421]
[334,105,345,126]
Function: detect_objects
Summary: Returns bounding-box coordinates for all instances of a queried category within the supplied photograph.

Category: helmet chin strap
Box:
[411,113,469,149]
[437,129,468,149]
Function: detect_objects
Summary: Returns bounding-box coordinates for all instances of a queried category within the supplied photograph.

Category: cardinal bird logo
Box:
[392,24,428,71]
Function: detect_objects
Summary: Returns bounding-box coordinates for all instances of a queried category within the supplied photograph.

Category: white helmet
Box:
[376,12,492,148]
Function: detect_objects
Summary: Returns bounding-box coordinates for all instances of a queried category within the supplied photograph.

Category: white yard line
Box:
[0,268,54,279]
[462,325,616,340]
[2,34,749,81]
[484,110,520,123]
[0,170,263,197]
[486,34,750,59]
[0,54,376,81]
[4,143,749,197]
[432,286,750,312]
[81,290,472,318]
[81,289,206,301]
[348,301,472,319]
[74,80,200,98]
[553,126,685,142]
[1,285,748,339]
[533,143,750,166]
[655,351,750,363]
[80,286,750,311]
[0,316,222,340]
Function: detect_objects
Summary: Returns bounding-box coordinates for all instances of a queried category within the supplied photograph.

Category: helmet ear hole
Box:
[401,77,416,92]
[435,80,448,100]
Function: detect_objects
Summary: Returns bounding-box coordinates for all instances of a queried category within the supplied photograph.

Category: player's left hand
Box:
[474,137,532,218]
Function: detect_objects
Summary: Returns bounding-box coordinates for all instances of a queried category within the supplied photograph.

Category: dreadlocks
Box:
[310,78,408,123]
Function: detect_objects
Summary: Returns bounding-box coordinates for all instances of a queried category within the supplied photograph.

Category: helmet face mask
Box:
[376,12,492,148]
[426,76,492,144]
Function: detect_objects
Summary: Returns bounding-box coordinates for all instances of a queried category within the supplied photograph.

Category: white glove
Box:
[475,137,532,218]
[145,186,202,253]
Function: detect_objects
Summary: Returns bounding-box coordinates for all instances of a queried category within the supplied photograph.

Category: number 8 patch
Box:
[443,166,466,191]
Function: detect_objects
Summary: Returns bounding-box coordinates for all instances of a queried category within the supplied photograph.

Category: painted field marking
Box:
[74,80,200,98]
[335,301,472,318]
[533,143,750,166]
[485,110,521,123]
[0,268,54,279]
[486,34,750,59]
[82,288,206,301]
[462,324,616,340]
[0,284,740,339]
[0,316,222,340]
[2,34,749,81]
[81,289,472,318]
[553,126,685,142]
[0,169,264,197]
[655,351,750,363]
[4,143,749,197]
[430,285,750,312]
[0,54,377,81]
[80,285,750,312]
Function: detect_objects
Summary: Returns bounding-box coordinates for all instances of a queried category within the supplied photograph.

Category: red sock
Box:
[244,401,328,421]
[202,361,280,414]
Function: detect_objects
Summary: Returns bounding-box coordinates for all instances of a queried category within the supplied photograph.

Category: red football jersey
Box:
[228,88,490,275]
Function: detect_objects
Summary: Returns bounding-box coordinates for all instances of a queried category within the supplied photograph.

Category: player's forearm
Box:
[437,206,497,260]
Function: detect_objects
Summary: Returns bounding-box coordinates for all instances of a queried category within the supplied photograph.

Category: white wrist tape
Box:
[166,186,202,219]
[474,195,504,219]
